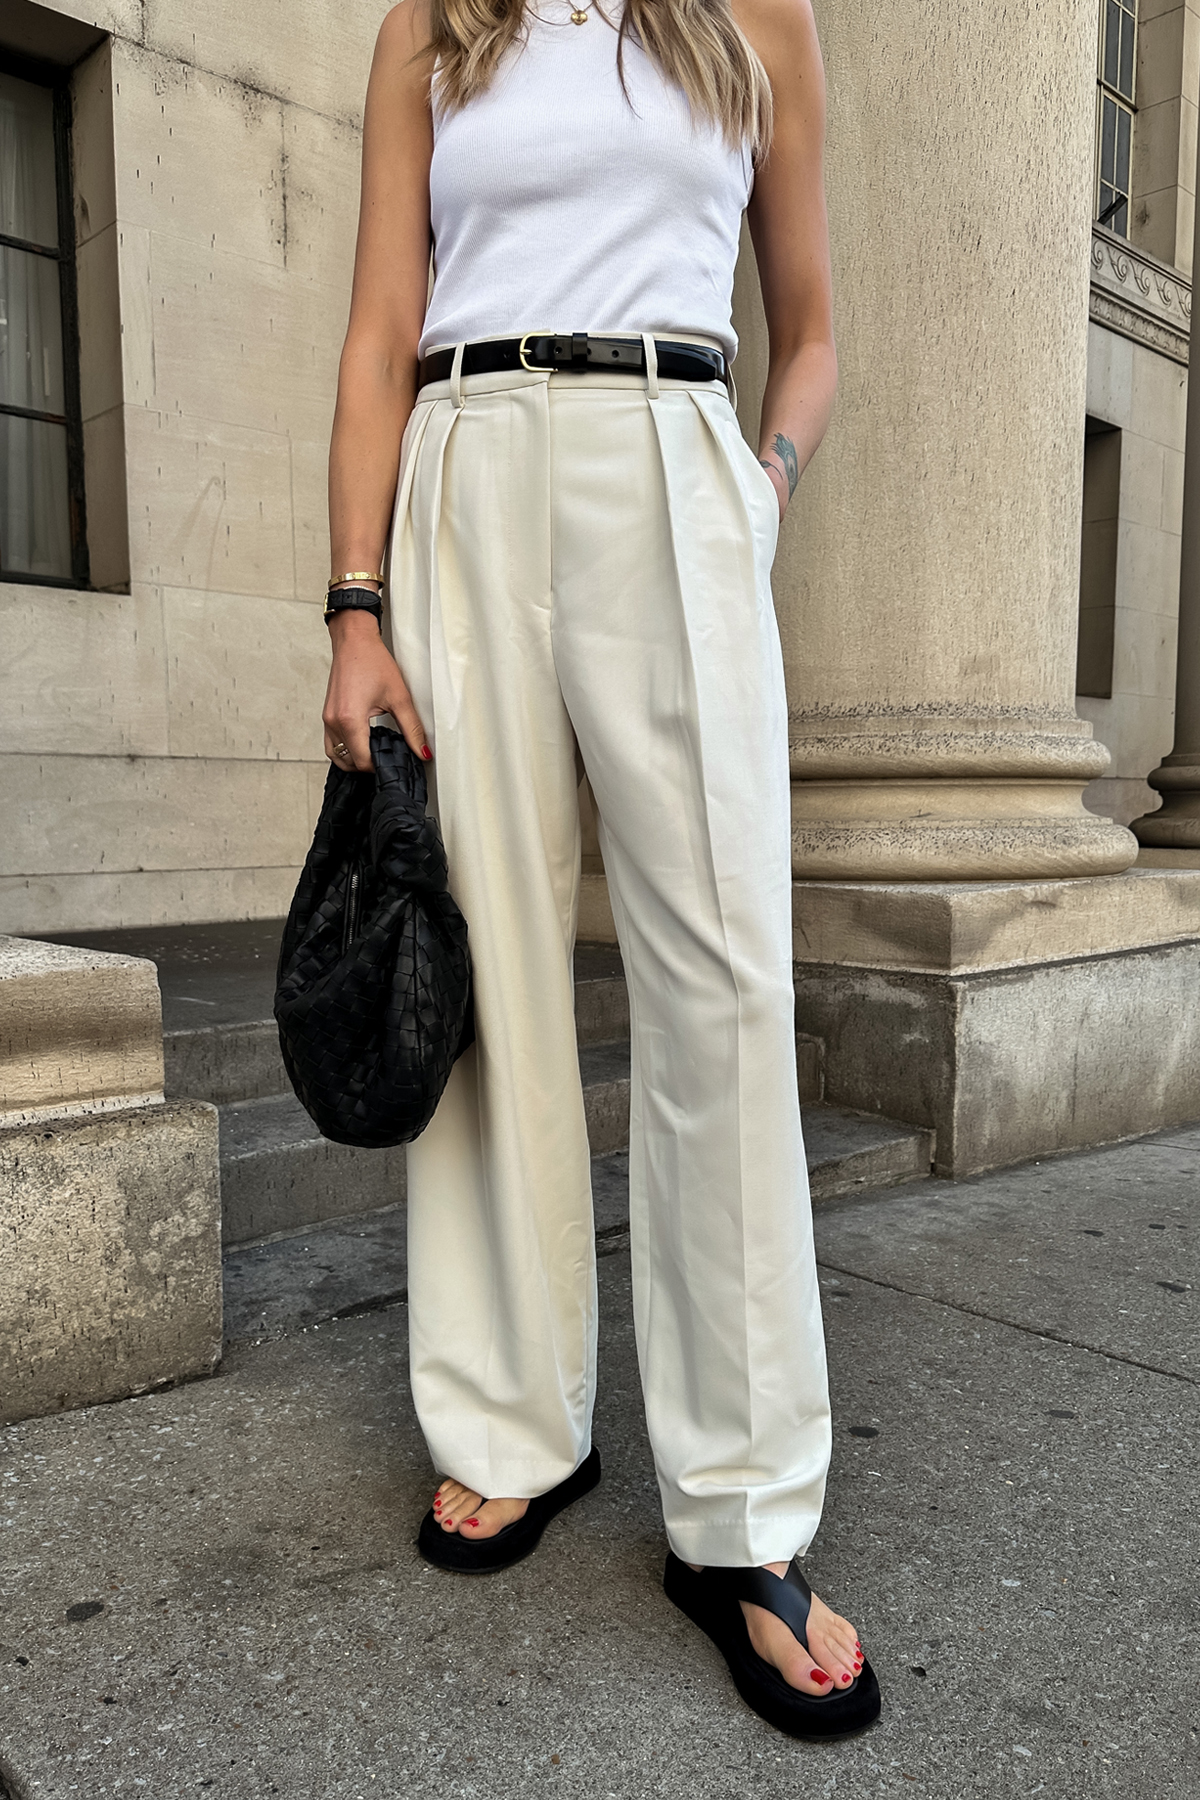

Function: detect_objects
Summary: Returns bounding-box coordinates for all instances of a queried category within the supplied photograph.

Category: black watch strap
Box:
[324,585,383,626]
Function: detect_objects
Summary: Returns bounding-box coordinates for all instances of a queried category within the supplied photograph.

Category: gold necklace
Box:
[570,2,591,20]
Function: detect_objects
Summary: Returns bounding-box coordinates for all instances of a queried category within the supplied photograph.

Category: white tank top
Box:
[419,1,753,362]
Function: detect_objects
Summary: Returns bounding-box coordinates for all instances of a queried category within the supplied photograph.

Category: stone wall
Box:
[1080,309,1188,825]
[0,0,387,936]
[1131,0,1200,275]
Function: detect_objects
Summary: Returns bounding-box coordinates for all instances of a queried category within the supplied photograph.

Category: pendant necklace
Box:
[570,1,591,21]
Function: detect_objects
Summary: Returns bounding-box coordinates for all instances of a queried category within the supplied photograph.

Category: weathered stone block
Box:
[0,584,166,759]
[111,41,286,266]
[792,869,1200,1174]
[161,587,329,761]
[577,871,617,945]
[0,865,302,940]
[141,0,380,123]
[795,1031,824,1103]
[795,943,1200,1176]
[144,234,340,445]
[123,407,297,598]
[792,867,1200,974]
[0,937,163,1127]
[0,1100,221,1425]
[281,103,361,285]
[1,751,318,881]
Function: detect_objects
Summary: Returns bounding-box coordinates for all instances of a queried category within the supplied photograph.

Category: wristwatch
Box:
[324,584,383,627]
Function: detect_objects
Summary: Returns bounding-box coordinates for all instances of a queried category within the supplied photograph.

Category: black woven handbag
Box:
[274,723,473,1148]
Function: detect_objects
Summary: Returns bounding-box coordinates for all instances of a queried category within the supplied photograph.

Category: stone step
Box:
[46,920,827,1108]
[222,1107,933,1340]
[43,922,632,1107]
[166,1018,286,1108]
[168,944,630,1106]
[171,992,818,1107]
[803,1102,935,1201]
[220,1039,631,1246]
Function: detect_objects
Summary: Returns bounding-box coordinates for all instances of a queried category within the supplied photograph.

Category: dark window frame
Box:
[1094,0,1136,238]
[0,46,89,588]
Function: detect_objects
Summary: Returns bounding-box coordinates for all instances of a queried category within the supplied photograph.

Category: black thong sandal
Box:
[417,1446,602,1574]
[663,1552,881,1739]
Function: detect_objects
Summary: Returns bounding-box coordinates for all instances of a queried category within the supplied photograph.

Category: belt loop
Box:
[449,341,466,410]
[726,361,739,412]
[641,332,659,400]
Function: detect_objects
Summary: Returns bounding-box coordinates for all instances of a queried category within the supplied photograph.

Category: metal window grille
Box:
[1095,0,1136,237]
[0,53,88,586]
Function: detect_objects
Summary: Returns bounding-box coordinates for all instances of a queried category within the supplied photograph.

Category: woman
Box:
[321,0,878,1739]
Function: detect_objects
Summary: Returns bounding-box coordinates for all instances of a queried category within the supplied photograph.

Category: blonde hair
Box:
[426,0,773,158]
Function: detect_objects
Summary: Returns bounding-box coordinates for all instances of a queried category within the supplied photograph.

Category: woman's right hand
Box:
[322,610,431,772]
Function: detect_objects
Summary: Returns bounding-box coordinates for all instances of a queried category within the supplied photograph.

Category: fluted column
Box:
[1132,127,1200,852]
[732,0,1137,880]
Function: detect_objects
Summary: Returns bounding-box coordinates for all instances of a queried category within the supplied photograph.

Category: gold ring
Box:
[332,741,349,759]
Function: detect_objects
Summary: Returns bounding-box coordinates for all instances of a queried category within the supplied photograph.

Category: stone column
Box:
[732,0,1137,880]
[1132,130,1200,853]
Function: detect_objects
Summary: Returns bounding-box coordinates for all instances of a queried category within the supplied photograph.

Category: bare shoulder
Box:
[372,0,436,87]
[732,0,822,83]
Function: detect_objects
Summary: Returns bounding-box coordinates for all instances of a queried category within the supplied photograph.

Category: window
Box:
[1076,420,1120,700]
[1095,0,1136,237]
[0,59,87,584]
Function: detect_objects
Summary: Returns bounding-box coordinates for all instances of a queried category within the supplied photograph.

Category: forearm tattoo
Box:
[759,433,799,500]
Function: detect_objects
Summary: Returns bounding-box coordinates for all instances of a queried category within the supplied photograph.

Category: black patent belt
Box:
[418,333,727,389]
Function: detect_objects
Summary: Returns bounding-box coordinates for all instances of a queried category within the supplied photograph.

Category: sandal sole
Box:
[663,1552,881,1740]
[417,1446,602,1575]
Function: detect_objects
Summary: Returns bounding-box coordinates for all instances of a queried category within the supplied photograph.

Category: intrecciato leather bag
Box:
[274,723,473,1148]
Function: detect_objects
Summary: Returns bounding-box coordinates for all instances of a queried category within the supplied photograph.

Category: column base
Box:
[792,870,1200,1174]
[792,781,1138,880]
[1131,753,1200,848]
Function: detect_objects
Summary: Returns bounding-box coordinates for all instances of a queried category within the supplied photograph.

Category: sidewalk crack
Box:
[815,1259,1197,1388]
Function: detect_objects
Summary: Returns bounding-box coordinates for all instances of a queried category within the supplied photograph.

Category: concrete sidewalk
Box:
[1,1127,1197,1799]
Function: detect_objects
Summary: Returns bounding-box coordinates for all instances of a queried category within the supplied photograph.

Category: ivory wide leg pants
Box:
[388,360,831,1567]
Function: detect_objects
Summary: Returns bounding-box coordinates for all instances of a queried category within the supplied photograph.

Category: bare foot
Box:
[433,1477,529,1540]
[688,1561,863,1698]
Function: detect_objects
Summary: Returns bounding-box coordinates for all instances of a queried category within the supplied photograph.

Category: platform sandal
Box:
[417,1446,602,1574]
[663,1552,881,1739]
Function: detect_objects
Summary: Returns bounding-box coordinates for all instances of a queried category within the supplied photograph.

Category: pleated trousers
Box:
[388,355,831,1566]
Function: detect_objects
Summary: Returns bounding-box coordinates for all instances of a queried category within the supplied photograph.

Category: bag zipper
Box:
[341,863,362,955]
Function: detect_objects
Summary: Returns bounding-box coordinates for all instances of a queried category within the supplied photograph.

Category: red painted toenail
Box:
[465,1518,479,1526]
[842,1673,852,1683]
[810,1670,830,1685]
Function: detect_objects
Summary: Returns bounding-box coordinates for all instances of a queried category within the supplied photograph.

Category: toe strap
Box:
[709,1561,814,1655]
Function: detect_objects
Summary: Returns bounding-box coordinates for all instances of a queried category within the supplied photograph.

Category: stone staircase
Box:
[212,943,633,1243]
[47,921,935,1329]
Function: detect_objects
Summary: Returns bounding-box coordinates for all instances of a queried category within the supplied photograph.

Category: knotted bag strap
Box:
[709,1560,814,1652]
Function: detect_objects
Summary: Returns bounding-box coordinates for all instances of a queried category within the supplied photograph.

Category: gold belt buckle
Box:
[518,330,556,373]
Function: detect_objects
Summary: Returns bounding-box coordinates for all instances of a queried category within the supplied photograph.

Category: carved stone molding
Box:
[1089,224,1191,364]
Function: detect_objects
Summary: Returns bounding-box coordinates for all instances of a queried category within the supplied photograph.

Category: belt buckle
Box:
[518,330,554,373]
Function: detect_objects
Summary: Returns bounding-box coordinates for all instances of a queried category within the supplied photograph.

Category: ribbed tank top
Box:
[419,1,753,362]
